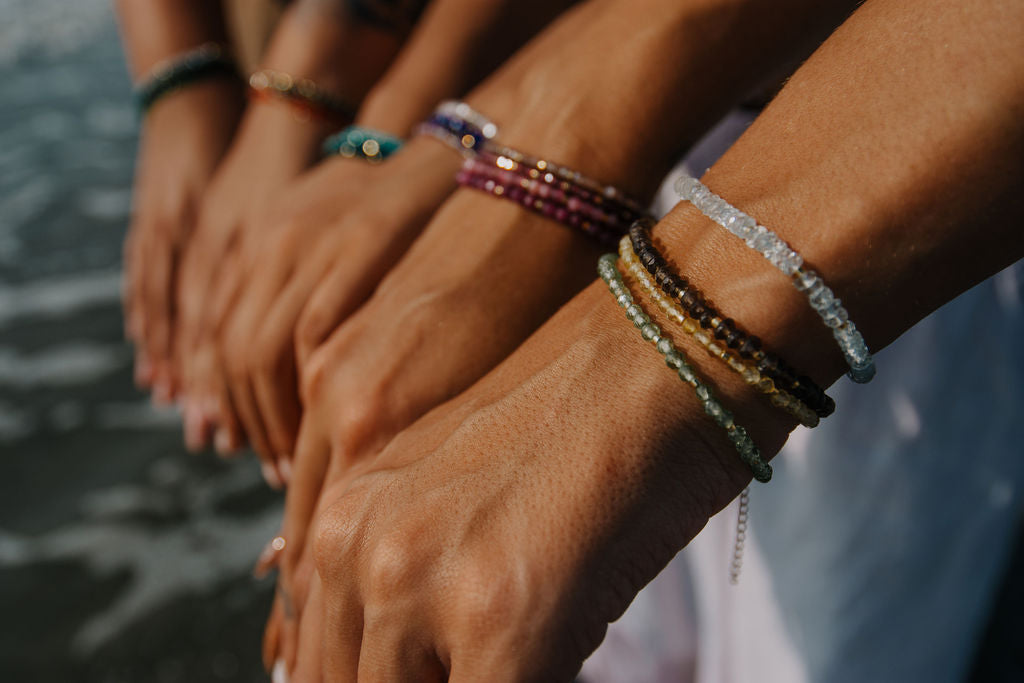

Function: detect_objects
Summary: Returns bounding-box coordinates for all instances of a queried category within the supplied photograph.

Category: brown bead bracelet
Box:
[629,218,835,417]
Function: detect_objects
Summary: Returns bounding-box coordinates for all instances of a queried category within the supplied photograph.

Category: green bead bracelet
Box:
[597,252,772,483]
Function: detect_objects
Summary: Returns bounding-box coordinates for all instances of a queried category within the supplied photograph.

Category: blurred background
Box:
[0,1,279,681]
[0,1,1020,682]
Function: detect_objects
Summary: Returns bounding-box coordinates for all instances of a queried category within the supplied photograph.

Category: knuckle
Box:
[363,532,416,598]
[295,306,329,357]
[328,381,386,451]
[298,348,330,404]
[311,497,364,580]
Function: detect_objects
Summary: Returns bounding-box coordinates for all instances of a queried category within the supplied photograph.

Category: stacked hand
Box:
[124,79,243,401]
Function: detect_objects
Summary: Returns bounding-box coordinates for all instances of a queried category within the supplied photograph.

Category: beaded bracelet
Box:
[630,218,834,417]
[457,158,634,245]
[486,146,648,218]
[134,43,239,113]
[415,100,498,154]
[675,176,875,383]
[322,126,404,162]
[598,253,772,482]
[476,150,646,228]
[618,237,820,428]
[248,69,357,124]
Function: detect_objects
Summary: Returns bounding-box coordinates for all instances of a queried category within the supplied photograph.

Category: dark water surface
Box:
[0,3,279,681]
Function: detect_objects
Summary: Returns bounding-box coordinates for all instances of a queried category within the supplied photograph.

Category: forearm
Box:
[115,0,231,78]
[652,0,1024,396]
[358,0,579,135]
[465,0,861,200]
[271,0,418,102]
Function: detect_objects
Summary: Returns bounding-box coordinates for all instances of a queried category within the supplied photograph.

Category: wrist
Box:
[653,186,852,394]
[143,78,244,143]
[569,281,792,524]
[260,4,403,106]
[116,0,230,78]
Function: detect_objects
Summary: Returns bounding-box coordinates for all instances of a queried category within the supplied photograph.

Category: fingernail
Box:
[253,535,287,579]
[134,354,153,387]
[272,659,288,683]
[152,378,173,406]
[214,427,234,455]
[277,458,292,486]
[202,396,221,424]
[262,462,283,490]
[184,403,202,452]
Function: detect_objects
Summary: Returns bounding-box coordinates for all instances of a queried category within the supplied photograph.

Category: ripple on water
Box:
[0,269,121,325]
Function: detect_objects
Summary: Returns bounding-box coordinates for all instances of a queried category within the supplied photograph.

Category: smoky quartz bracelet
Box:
[618,236,820,428]
[630,218,835,417]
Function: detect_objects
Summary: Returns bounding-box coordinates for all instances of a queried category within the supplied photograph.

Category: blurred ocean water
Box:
[0,5,279,682]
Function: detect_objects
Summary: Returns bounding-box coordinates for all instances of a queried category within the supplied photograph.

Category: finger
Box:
[225,359,278,468]
[251,273,321,463]
[128,227,156,387]
[175,223,235,372]
[225,248,299,465]
[290,575,332,683]
[141,224,178,403]
[315,573,363,683]
[281,420,332,569]
[263,594,284,673]
[184,343,242,454]
[280,542,316,673]
[294,257,376,372]
[356,616,446,683]
[122,223,142,342]
[254,533,288,579]
[205,245,248,340]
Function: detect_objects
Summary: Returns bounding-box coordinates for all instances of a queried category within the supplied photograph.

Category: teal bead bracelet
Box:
[597,252,773,483]
[322,126,404,162]
[134,43,239,113]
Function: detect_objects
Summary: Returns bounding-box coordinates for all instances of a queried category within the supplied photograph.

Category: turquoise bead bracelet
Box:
[322,126,404,162]
[598,252,773,483]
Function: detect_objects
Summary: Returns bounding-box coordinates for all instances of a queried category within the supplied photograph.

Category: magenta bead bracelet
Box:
[456,158,637,245]
[485,146,648,218]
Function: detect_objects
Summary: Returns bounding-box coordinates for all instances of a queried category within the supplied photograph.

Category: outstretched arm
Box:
[297,0,1024,678]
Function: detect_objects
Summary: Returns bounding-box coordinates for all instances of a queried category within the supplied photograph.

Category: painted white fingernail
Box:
[277,458,292,486]
[184,403,203,452]
[214,428,233,455]
[262,462,283,490]
[272,659,288,683]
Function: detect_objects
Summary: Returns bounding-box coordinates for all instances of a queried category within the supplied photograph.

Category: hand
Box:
[174,98,331,456]
[212,136,461,483]
[287,280,790,680]
[123,80,243,401]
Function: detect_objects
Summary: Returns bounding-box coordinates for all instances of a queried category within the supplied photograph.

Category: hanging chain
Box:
[729,487,750,585]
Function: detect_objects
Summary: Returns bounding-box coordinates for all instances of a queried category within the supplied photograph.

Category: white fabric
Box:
[581,111,1024,683]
